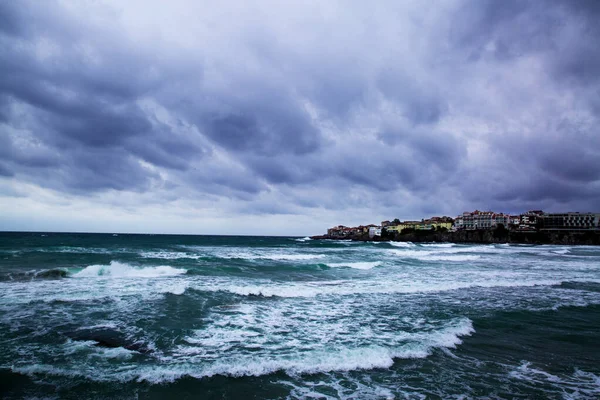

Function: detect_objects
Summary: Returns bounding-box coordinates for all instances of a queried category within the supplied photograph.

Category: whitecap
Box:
[140,251,202,260]
[294,237,312,242]
[388,242,414,248]
[421,255,481,262]
[218,249,325,261]
[265,254,326,261]
[326,261,381,270]
[388,249,481,262]
[168,319,473,381]
[73,261,186,278]
[194,276,574,299]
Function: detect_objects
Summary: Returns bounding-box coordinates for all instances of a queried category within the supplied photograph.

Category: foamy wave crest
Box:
[140,251,202,260]
[219,250,325,261]
[74,261,186,278]
[294,237,312,242]
[148,319,474,382]
[198,277,571,298]
[27,318,473,383]
[330,240,355,245]
[422,255,481,262]
[200,318,474,378]
[389,241,414,247]
[390,249,481,262]
[327,261,381,270]
[266,254,326,261]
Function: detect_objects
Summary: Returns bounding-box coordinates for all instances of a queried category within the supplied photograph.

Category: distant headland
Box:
[311,210,600,245]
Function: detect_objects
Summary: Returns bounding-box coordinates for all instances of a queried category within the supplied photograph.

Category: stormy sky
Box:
[1,0,599,235]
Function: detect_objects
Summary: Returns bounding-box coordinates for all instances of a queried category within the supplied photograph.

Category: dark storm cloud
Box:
[439,0,600,212]
[0,163,13,177]
[452,0,600,87]
[201,102,320,156]
[496,174,600,205]
[0,1,212,194]
[538,147,600,183]
[1,0,599,221]
[64,148,159,192]
[376,70,448,126]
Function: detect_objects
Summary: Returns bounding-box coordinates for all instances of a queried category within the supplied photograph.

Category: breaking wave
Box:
[74,261,186,278]
[190,277,576,298]
[13,318,474,383]
[390,249,481,262]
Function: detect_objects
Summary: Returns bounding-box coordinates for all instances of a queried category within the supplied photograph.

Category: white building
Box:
[368,226,382,238]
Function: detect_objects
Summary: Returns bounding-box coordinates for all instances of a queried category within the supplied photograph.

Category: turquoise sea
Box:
[1,232,599,399]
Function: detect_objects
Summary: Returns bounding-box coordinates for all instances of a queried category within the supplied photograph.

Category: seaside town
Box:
[318,210,600,241]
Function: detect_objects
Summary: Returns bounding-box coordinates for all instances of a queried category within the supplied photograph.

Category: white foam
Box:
[163,282,189,295]
[389,242,414,247]
[217,249,325,261]
[266,254,326,261]
[76,323,120,331]
[92,347,135,360]
[389,249,481,262]
[73,261,186,278]
[40,247,111,254]
[294,237,312,242]
[140,251,202,260]
[421,255,481,262]
[12,365,93,380]
[330,240,355,245]
[61,339,134,360]
[159,319,473,382]
[509,362,600,397]
[125,318,476,383]
[327,261,381,270]
[194,276,573,299]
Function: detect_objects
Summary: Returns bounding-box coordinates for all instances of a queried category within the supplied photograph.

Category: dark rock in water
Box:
[35,269,68,279]
[0,269,69,282]
[64,328,153,354]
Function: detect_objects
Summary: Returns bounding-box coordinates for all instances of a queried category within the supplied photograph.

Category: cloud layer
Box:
[1,0,599,234]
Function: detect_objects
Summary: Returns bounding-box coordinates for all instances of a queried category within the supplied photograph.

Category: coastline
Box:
[312,229,600,245]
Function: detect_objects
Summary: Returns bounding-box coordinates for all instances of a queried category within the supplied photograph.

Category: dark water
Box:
[1,232,599,399]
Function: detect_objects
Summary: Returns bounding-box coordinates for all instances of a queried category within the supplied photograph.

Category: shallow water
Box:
[1,232,599,399]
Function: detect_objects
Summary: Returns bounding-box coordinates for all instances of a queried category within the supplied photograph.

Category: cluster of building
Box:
[327,224,381,238]
[382,216,454,233]
[326,210,600,238]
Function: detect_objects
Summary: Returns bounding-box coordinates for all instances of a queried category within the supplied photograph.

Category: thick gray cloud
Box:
[1,0,599,234]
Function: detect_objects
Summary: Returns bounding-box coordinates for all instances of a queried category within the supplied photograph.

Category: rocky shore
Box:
[312,228,600,245]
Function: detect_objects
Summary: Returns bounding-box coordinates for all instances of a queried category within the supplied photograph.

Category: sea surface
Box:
[1,232,599,399]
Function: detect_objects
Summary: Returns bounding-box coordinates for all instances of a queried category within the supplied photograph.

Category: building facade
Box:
[454,211,515,230]
[461,210,495,230]
[539,213,600,230]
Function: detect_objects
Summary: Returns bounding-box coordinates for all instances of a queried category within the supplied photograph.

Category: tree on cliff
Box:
[493,223,509,239]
